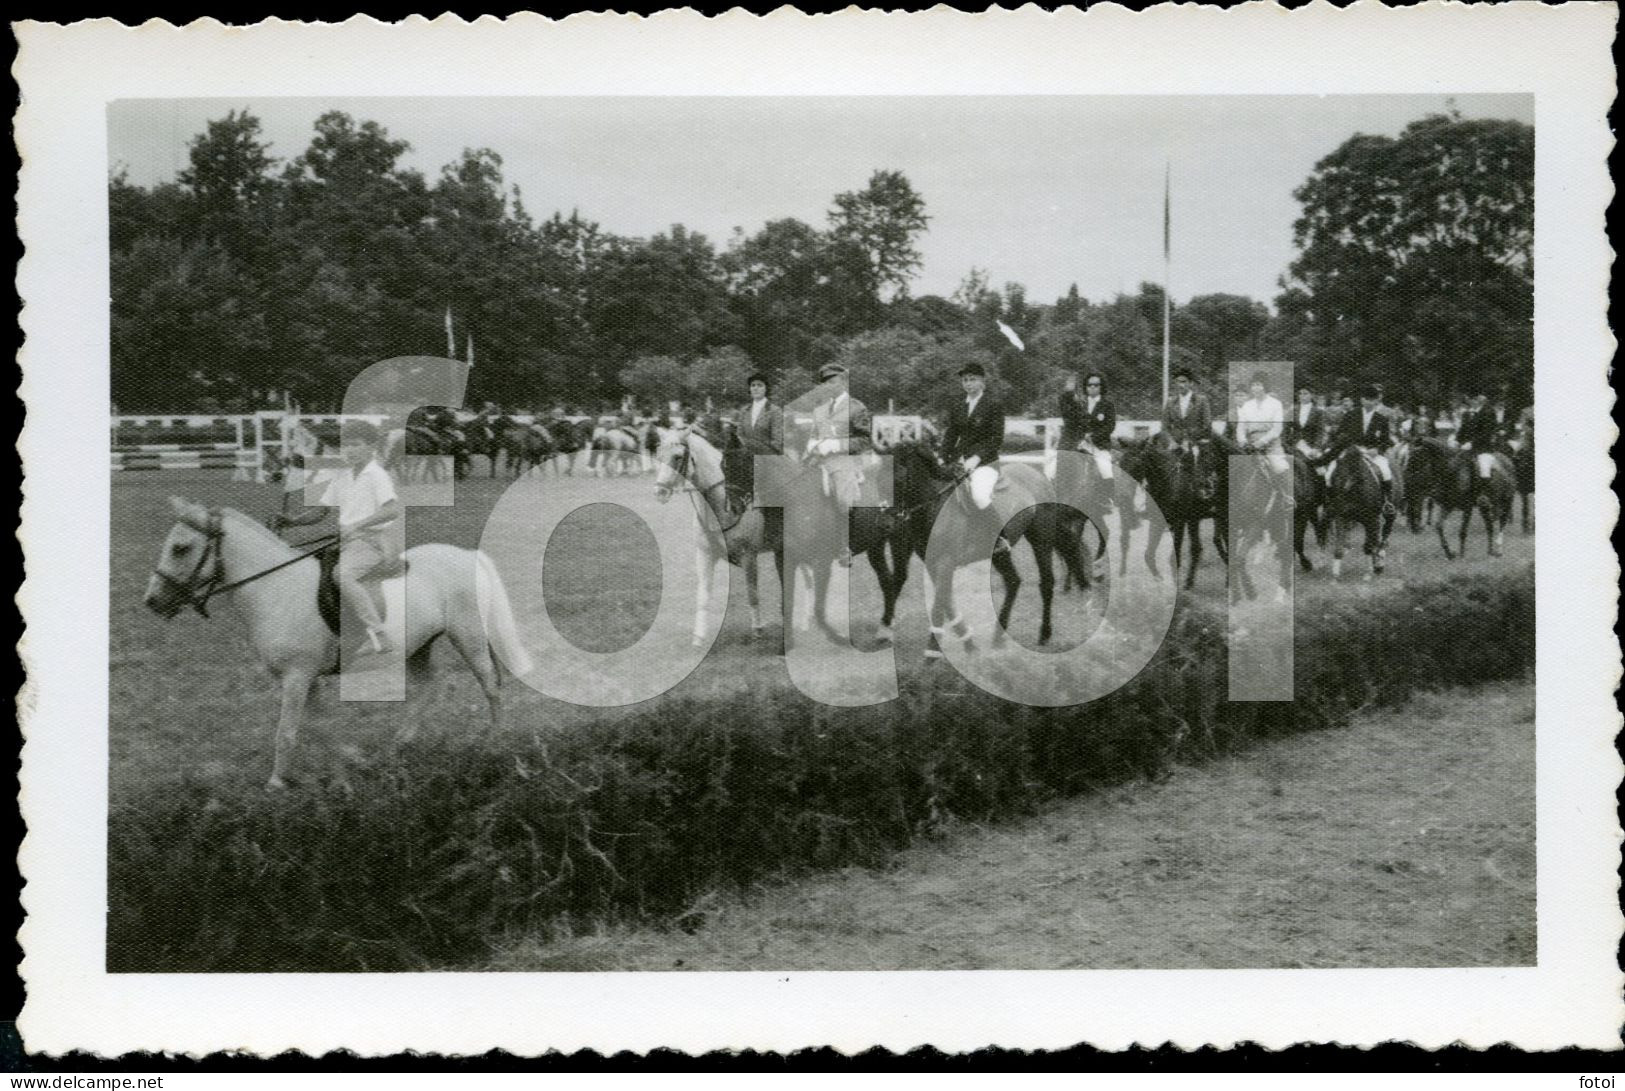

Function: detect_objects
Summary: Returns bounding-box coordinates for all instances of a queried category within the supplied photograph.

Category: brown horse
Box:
[1053,443,1139,582]
[1323,446,1396,579]
[890,442,1092,658]
[1404,437,1515,559]
[1120,437,1229,589]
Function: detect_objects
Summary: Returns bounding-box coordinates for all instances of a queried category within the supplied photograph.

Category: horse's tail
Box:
[474,551,535,678]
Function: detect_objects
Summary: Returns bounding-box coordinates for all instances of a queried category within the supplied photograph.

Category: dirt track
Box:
[487,681,1535,970]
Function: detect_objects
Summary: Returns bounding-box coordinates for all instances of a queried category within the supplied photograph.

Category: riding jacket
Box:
[942,391,1006,467]
[1060,392,1116,450]
[737,398,784,455]
[1325,405,1394,458]
[1161,390,1213,447]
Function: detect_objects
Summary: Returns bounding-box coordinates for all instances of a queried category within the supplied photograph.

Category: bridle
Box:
[152,508,339,619]
[150,510,227,618]
[660,433,745,534]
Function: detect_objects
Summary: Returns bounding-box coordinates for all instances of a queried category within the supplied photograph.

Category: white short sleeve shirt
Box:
[321,459,398,532]
[1237,395,1285,441]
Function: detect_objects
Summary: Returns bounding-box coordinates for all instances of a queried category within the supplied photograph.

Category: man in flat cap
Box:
[804,362,879,564]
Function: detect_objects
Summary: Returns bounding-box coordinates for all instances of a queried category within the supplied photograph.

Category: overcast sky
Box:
[109,94,1531,310]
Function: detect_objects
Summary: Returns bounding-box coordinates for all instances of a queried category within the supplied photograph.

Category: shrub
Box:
[108,567,1533,972]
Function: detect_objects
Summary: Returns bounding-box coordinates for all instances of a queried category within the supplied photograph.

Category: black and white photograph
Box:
[16,8,1620,1057]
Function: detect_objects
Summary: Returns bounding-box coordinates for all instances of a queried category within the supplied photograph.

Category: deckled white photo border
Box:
[16,5,1621,1056]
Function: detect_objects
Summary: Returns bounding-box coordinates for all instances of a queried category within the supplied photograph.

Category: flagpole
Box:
[1161,162,1172,407]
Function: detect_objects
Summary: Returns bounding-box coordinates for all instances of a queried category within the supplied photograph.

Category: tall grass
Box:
[108,567,1533,972]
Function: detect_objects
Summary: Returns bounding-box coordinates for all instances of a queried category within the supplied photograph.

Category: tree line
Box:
[110,108,1532,417]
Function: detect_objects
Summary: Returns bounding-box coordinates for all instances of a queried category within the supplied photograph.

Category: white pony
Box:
[144,496,533,789]
[651,427,788,648]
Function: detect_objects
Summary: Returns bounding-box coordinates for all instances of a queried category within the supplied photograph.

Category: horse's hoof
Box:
[265,776,288,792]
[991,631,1007,650]
[1300,558,1314,572]
[874,624,893,644]
[691,635,706,648]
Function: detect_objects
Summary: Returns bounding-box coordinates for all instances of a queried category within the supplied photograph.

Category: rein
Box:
[153,509,340,618]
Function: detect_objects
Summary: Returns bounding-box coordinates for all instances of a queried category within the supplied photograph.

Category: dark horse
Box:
[470,414,553,478]
[1511,424,1534,534]
[1119,437,1229,590]
[890,441,1092,657]
[1217,444,1326,600]
[1322,446,1397,579]
[1052,444,1140,583]
[1403,437,1514,560]
[388,407,468,483]
[733,443,916,646]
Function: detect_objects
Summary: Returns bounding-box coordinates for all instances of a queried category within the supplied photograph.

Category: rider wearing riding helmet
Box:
[943,361,1014,554]
[1322,383,1396,511]
[1161,366,1213,455]
[1456,388,1513,481]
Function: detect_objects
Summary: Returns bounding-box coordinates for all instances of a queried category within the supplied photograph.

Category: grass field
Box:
[111,465,1534,804]
[487,680,1536,971]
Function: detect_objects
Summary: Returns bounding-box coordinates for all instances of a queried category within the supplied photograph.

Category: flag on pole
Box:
[445,307,455,357]
[996,320,1025,351]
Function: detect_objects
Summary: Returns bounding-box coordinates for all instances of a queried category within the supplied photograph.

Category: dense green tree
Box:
[1279,113,1533,400]
[827,169,930,306]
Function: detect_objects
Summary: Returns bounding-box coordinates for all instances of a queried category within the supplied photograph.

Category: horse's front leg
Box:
[1435,511,1456,560]
[774,547,791,655]
[693,544,714,647]
[866,542,896,643]
[1118,508,1134,579]
[1032,537,1056,646]
[990,544,1021,649]
[744,551,765,636]
[267,667,315,791]
[924,558,955,661]
[1184,520,1204,590]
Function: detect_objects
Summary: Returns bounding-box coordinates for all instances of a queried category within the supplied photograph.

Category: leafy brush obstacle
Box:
[109,568,1534,972]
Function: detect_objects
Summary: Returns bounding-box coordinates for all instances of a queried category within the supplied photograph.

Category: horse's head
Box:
[145,496,224,618]
[653,426,723,503]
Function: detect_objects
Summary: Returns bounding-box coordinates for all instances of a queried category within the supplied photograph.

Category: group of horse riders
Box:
[288,358,1529,659]
[1158,370,1530,512]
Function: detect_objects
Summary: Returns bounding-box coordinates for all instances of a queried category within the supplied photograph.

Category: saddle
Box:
[315,546,407,636]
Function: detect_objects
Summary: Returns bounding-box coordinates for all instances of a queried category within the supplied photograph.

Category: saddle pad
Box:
[317,547,341,635]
